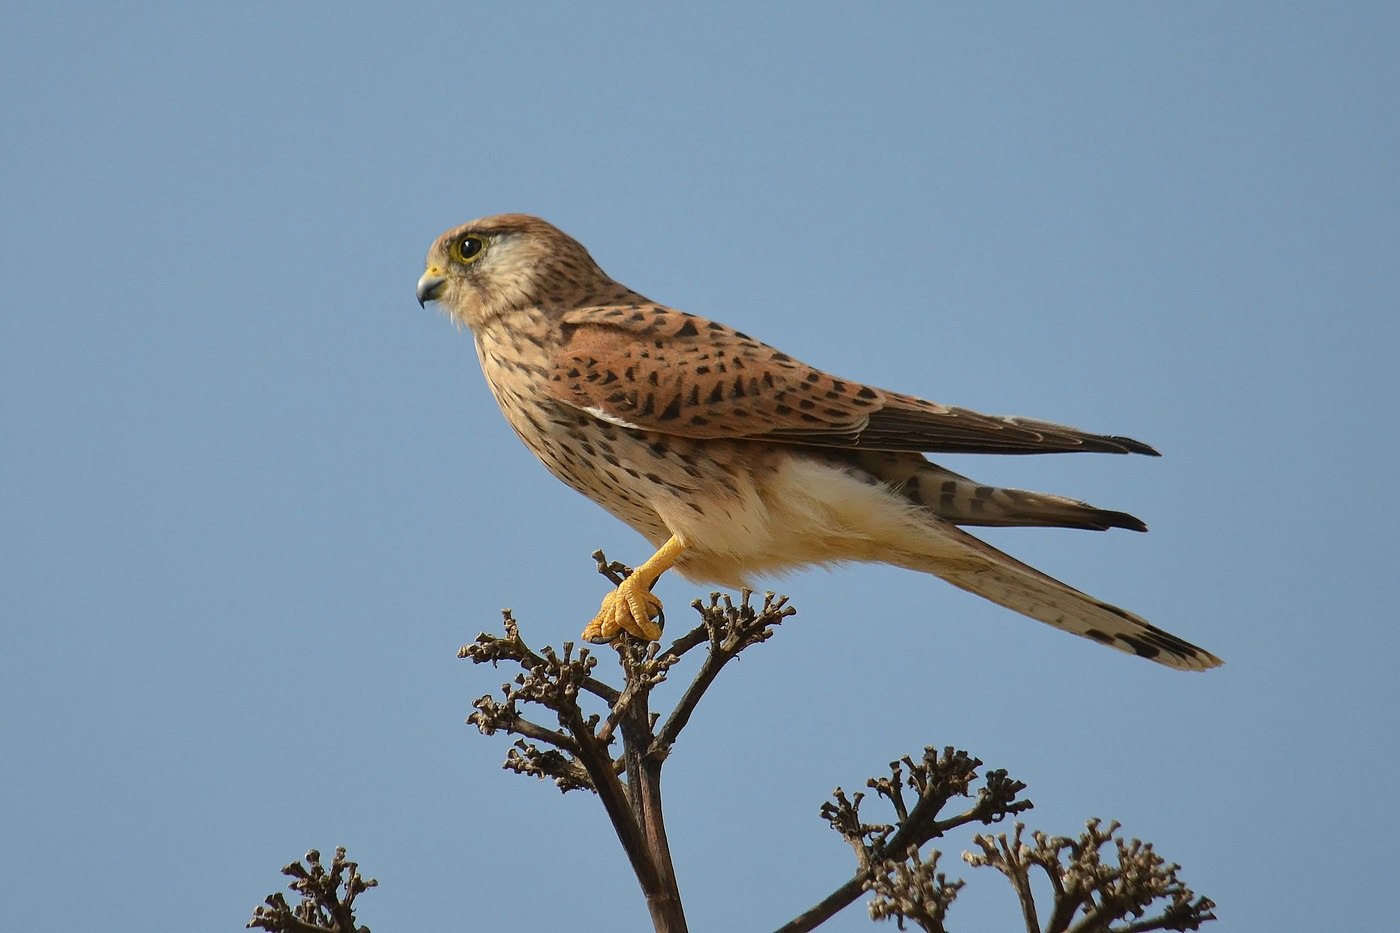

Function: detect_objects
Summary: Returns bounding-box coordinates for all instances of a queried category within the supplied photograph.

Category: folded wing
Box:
[548,305,1158,456]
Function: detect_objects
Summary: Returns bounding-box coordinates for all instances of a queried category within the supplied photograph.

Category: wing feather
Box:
[546,306,1158,456]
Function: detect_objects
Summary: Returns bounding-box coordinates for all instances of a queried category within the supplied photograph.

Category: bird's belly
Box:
[500,399,944,588]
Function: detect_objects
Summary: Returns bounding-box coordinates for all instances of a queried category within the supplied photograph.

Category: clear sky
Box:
[3,4,1396,931]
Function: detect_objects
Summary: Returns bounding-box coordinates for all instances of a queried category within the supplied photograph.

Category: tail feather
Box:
[854,451,1148,532]
[895,524,1221,671]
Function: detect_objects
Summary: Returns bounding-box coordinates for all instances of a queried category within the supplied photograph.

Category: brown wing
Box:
[546,305,1158,456]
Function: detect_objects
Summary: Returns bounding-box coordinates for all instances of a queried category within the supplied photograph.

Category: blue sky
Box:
[3,4,1396,930]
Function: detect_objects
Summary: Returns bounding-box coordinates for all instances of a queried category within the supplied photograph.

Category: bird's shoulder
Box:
[545,304,881,439]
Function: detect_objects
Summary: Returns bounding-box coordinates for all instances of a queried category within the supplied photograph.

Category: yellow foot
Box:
[582,575,664,643]
[580,535,687,644]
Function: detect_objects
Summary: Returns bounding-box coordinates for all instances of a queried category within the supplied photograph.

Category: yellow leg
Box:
[582,536,687,643]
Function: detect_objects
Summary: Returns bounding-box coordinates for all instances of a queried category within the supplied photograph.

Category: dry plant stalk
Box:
[964,820,1217,933]
[248,553,1216,932]
[247,847,376,933]
[459,550,796,932]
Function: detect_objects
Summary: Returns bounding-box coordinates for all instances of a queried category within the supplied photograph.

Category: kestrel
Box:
[417,214,1221,671]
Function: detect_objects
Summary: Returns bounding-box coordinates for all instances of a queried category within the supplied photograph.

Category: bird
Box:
[416,214,1221,671]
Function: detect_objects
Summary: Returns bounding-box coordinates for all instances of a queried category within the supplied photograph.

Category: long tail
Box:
[892,521,1221,670]
[846,451,1220,670]
[855,451,1148,531]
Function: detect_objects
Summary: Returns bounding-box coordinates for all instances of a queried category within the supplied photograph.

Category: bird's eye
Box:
[454,235,486,264]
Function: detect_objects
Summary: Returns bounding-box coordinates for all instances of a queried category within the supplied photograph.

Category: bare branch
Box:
[503,739,593,792]
[597,638,679,747]
[247,847,376,933]
[778,747,1030,932]
[819,788,895,869]
[965,820,1217,933]
[468,693,578,749]
[652,590,795,756]
[454,561,1213,933]
[866,847,965,932]
[460,559,704,932]
[459,612,620,704]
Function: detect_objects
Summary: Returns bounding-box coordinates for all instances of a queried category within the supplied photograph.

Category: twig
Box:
[247,847,376,933]
[776,747,1030,932]
[456,556,1213,933]
[964,820,1218,933]
[866,847,965,932]
[651,591,794,756]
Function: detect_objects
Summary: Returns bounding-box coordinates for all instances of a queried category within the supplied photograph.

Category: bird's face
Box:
[416,214,608,329]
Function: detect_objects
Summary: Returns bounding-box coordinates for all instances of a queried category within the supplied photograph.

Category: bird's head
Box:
[416,213,617,329]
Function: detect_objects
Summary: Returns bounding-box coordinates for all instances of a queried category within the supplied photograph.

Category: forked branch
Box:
[777,747,1032,933]
[456,552,795,932]
[452,556,1213,933]
[965,820,1217,933]
[247,847,376,933]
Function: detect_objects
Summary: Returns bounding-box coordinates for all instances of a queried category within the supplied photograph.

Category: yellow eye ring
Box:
[453,235,487,264]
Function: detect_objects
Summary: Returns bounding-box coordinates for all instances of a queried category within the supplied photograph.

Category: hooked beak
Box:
[416,271,447,308]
